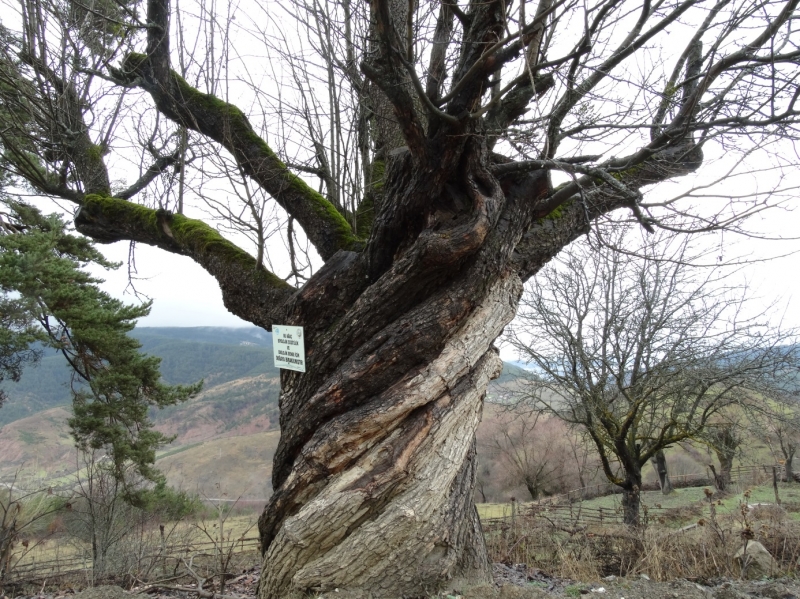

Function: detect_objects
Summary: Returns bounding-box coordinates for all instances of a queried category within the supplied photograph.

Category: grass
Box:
[482,479,800,582]
[157,430,280,500]
[11,512,260,573]
[477,503,517,519]
[156,441,203,460]
[578,486,710,512]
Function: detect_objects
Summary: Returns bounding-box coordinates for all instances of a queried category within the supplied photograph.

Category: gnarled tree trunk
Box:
[258,275,518,597]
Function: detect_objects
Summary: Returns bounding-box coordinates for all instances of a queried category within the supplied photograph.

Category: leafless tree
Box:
[704,420,745,491]
[761,401,800,483]
[483,410,571,500]
[650,450,673,495]
[0,473,63,590]
[0,0,798,591]
[507,228,799,525]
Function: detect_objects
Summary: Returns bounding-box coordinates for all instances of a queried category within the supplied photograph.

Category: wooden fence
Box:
[3,463,789,586]
[5,535,261,586]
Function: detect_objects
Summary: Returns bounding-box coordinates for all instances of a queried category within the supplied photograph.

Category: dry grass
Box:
[484,486,800,582]
[5,511,260,593]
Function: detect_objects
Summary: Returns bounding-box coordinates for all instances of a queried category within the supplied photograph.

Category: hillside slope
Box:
[0,327,534,500]
[0,326,279,426]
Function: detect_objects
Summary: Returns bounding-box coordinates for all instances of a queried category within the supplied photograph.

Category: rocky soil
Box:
[4,565,800,599]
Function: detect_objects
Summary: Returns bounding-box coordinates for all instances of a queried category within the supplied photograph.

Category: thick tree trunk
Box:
[651,450,673,495]
[257,273,522,598]
[621,471,642,527]
[524,478,540,501]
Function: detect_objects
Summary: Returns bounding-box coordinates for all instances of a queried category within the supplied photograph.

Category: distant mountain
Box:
[0,326,279,427]
[134,326,274,349]
[0,326,531,498]
[0,326,283,494]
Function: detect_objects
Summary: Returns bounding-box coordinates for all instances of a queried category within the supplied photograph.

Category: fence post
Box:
[511,497,517,533]
[773,467,781,505]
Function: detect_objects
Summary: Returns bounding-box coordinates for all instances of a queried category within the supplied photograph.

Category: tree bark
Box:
[783,444,795,483]
[257,272,522,598]
[651,450,673,495]
[621,471,642,527]
[524,478,540,501]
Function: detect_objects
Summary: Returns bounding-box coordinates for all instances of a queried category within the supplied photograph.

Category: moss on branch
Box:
[118,53,362,258]
[79,194,292,292]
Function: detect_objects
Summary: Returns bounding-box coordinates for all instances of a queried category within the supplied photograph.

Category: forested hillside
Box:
[0,326,279,426]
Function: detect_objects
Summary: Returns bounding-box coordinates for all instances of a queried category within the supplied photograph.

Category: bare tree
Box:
[67,451,140,578]
[762,401,800,483]
[0,474,63,590]
[483,410,570,500]
[508,229,799,525]
[704,420,744,491]
[0,0,798,592]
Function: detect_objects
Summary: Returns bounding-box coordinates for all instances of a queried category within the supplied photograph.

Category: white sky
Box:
[16,0,800,356]
[86,206,800,367]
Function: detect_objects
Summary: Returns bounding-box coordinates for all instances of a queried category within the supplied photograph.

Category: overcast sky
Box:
[88,205,800,366]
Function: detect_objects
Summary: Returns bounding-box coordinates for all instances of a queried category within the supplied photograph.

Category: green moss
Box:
[119,52,147,78]
[115,52,362,252]
[82,195,291,290]
[355,195,375,238]
[609,164,644,181]
[86,144,104,161]
[83,193,159,232]
[172,74,246,121]
[544,204,565,220]
[537,199,572,224]
[370,160,386,192]
[171,73,361,251]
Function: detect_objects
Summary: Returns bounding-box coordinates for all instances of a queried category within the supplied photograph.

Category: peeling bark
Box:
[258,274,521,598]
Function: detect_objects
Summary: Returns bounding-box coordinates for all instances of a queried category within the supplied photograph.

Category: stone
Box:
[72,587,130,599]
[758,582,797,599]
[734,541,779,579]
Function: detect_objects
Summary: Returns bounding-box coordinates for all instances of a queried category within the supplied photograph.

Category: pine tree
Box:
[0,199,200,482]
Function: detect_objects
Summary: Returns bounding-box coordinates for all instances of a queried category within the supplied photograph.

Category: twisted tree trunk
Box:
[252,132,559,597]
[258,275,519,597]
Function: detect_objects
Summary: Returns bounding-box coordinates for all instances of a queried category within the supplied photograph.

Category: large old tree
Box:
[0,0,798,593]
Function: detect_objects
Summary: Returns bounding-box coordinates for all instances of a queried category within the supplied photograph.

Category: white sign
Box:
[272,325,306,372]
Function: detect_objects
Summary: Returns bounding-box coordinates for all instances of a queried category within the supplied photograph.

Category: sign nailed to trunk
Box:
[272,325,306,372]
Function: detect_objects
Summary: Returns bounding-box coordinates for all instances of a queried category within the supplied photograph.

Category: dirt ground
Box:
[6,566,800,599]
[448,564,800,599]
